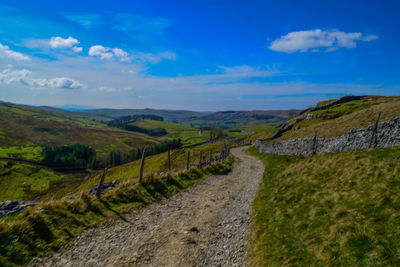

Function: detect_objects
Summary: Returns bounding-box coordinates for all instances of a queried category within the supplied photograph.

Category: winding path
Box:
[30,146,264,267]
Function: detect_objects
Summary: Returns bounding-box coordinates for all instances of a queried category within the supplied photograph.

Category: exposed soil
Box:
[30,146,264,267]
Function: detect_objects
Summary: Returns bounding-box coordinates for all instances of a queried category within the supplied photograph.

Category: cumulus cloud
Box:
[268,29,379,53]
[0,43,30,61]
[49,36,82,52]
[0,67,85,89]
[89,45,122,60]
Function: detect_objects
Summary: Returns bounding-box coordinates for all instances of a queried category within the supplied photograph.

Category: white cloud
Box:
[112,48,129,62]
[0,43,30,61]
[49,36,79,48]
[89,45,122,60]
[49,36,82,53]
[269,29,379,53]
[0,67,85,89]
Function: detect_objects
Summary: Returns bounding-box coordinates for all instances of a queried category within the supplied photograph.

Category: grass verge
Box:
[0,156,234,266]
[247,146,400,266]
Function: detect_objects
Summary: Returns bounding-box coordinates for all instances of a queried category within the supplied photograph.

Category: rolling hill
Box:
[83,108,207,121]
[0,102,159,156]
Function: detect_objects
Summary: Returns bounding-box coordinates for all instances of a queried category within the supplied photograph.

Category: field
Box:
[129,119,210,146]
[247,146,400,266]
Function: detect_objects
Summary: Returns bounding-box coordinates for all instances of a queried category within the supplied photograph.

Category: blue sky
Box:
[0,0,399,111]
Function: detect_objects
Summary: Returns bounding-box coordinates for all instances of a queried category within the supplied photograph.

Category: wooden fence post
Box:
[199,151,202,166]
[186,150,190,170]
[139,148,146,183]
[369,112,381,148]
[96,168,107,199]
[167,149,171,171]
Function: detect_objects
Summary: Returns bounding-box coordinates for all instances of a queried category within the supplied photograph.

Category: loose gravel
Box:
[30,146,264,267]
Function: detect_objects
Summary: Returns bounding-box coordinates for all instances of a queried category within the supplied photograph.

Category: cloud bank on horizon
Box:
[0,0,399,110]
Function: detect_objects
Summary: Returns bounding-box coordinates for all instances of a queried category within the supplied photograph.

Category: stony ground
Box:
[30,146,264,267]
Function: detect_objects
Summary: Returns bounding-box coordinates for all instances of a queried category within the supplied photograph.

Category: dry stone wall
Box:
[255,117,400,157]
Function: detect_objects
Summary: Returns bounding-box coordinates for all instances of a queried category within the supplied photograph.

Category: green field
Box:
[247,146,400,266]
[129,119,210,145]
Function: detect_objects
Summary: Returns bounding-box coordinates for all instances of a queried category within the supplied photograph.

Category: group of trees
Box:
[42,139,182,169]
[42,144,96,169]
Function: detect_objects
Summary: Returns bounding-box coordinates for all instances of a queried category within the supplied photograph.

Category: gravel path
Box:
[30,146,264,267]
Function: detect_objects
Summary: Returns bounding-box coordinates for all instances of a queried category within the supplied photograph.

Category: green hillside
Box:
[273,96,400,140]
[248,146,400,266]
[129,119,210,145]
[0,103,158,156]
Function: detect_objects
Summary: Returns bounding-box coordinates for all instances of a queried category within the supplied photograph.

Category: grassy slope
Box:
[0,143,225,202]
[0,103,158,154]
[277,96,400,140]
[247,146,400,266]
[0,157,234,266]
[75,143,225,195]
[240,124,278,140]
[130,119,209,145]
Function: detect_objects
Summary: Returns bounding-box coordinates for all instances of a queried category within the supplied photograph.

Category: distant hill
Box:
[199,110,299,121]
[83,108,207,121]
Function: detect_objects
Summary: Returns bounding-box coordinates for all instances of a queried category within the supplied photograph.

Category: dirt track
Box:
[30,146,264,267]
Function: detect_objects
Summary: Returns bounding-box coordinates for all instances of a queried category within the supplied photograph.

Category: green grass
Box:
[0,143,226,202]
[0,162,64,201]
[130,119,209,146]
[0,146,43,161]
[0,156,234,266]
[247,146,400,266]
[76,142,225,193]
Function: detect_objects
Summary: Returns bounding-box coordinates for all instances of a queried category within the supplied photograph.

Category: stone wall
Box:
[255,117,400,157]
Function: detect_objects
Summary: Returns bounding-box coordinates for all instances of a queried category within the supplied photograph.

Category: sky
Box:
[0,0,399,111]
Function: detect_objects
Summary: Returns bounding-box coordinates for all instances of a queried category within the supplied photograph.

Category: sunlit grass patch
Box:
[247,146,400,266]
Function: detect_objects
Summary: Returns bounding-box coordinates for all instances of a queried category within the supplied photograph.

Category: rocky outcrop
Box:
[0,200,39,218]
[255,117,400,157]
[87,180,120,196]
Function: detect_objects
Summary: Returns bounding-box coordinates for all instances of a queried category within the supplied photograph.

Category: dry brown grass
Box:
[278,98,400,140]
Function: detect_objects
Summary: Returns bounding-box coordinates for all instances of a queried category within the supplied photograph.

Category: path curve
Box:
[30,146,264,267]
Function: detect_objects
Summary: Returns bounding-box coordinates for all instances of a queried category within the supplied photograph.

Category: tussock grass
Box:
[247,146,400,266]
[278,96,400,140]
[0,156,234,266]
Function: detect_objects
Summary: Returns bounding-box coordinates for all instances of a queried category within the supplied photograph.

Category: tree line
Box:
[41,139,182,169]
